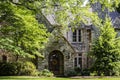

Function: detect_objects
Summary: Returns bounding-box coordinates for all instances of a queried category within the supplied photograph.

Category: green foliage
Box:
[81,69,90,76]
[0,0,49,58]
[0,62,18,76]
[38,0,120,27]
[19,61,38,76]
[0,61,38,76]
[38,69,54,77]
[66,70,77,77]
[74,67,81,74]
[116,3,120,13]
[0,0,120,59]
[90,18,120,76]
[90,0,120,11]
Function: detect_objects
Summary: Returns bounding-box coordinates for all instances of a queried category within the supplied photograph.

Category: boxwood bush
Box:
[66,70,77,77]
[0,61,38,76]
[0,62,18,76]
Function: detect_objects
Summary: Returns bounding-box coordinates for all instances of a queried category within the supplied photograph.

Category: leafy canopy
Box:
[38,0,120,27]
[0,0,49,59]
[90,18,120,76]
[0,0,120,59]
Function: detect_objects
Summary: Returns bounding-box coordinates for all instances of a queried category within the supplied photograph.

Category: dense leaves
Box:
[90,18,120,76]
[0,0,49,59]
[0,61,38,76]
[38,0,120,27]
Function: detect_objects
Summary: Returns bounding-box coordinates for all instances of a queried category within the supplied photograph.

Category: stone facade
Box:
[38,26,76,76]
[38,23,93,76]
[0,50,16,62]
[0,2,120,76]
[38,3,120,76]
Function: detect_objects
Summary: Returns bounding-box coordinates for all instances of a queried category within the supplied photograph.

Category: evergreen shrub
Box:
[66,70,77,77]
[0,61,38,76]
[0,62,17,76]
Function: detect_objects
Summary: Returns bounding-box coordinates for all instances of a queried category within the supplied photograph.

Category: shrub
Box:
[90,71,97,76]
[74,67,81,74]
[19,61,38,76]
[39,69,53,77]
[0,61,38,76]
[0,62,18,76]
[81,69,90,76]
[13,61,23,75]
[66,70,77,77]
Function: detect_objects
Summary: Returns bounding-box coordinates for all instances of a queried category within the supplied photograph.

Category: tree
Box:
[90,18,120,76]
[40,0,120,75]
[116,3,120,13]
[37,0,120,27]
[0,0,120,61]
[0,0,49,60]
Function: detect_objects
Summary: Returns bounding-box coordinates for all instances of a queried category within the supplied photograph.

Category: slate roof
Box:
[46,14,56,25]
[109,11,120,29]
[41,9,120,30]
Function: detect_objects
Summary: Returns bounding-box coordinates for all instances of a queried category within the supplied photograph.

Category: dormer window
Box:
[72,29,81,42]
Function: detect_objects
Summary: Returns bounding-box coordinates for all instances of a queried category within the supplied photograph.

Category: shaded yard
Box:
[0,76,120,80]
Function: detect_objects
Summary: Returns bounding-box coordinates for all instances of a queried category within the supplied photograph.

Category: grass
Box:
[0,76,120,80]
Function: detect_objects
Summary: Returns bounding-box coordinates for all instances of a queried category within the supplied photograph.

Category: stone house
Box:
[0,1,120,76]
[37,4,120,76]
[38,24,93,76]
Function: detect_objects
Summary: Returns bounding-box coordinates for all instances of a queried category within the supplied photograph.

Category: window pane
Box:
[78,53,82,56]
[73,30,77,42]
[74,58,77,67]
[78,30,81,42]
[73,37,77,42]
[78,58,82,68]
[2,55,7,62]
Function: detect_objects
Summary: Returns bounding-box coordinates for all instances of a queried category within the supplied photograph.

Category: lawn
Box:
[0,76,120,80]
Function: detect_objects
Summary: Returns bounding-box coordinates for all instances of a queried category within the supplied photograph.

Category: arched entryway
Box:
[49,50,64,76]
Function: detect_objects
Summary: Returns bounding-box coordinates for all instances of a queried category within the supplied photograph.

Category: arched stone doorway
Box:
[49,50,64,76]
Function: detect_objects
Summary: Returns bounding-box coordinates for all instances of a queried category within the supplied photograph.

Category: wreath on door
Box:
[52,59,57,65]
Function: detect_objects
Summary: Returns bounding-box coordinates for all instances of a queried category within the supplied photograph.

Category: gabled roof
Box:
[113,17,120,29]
[61,36,76,54]
[109,11,120,22]
[46,14,56,25]
[109,11,120,29]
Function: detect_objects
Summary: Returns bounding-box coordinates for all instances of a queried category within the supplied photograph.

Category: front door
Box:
[49,50,64,76]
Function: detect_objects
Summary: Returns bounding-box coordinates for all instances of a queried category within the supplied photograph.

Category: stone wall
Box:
[38,31,76,75]
[0,50,16,62]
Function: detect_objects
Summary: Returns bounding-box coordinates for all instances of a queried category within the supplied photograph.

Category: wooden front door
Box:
[49,50,64,76]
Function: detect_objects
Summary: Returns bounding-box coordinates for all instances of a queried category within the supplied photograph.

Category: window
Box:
[74,58,77,67]
[2,55,7,62]
[72,29,81,42]
[74,53,82,69]
[73,30,77,42]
